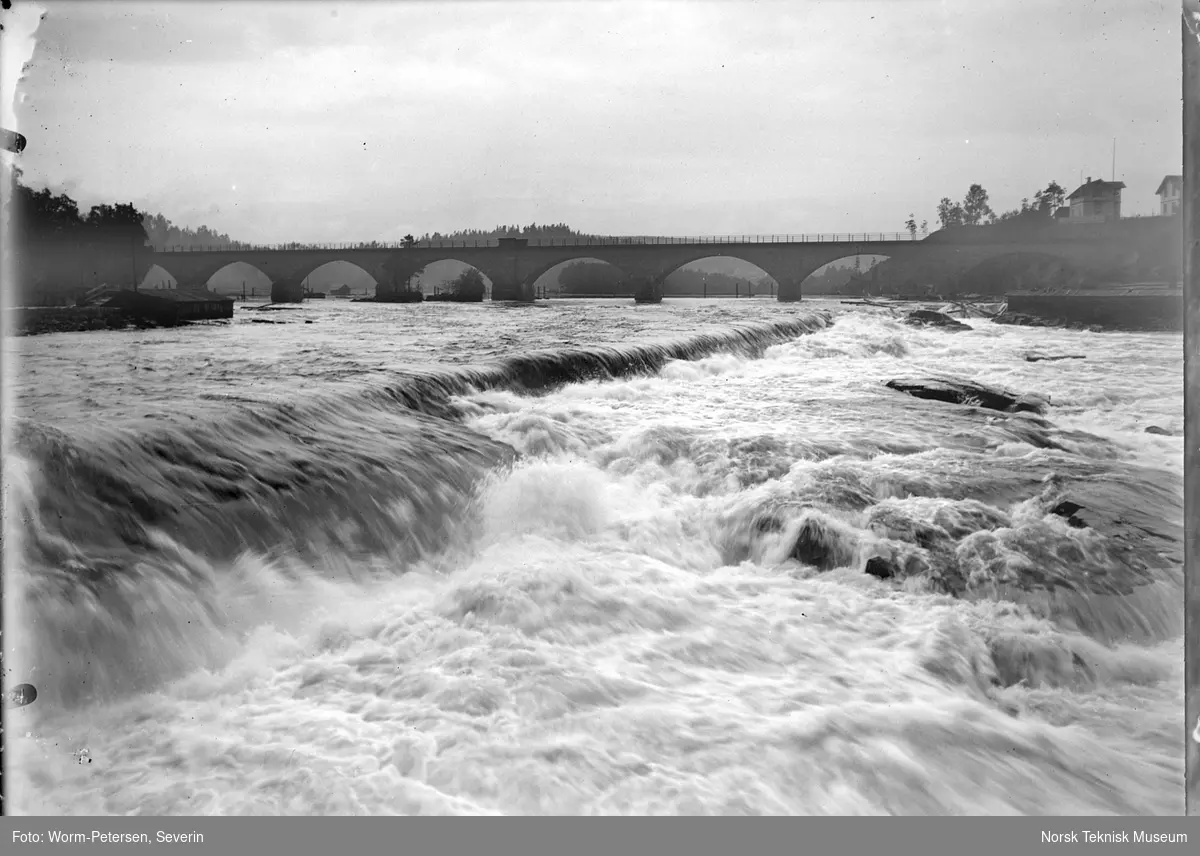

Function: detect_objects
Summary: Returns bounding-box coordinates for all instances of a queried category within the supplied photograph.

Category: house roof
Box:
[1155,175,1183,195]
[1067,179,1126,200]
[102,287,232,306]
[150,287,233,303]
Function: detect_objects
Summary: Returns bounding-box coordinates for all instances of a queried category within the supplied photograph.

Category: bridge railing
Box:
[152,233,920,252]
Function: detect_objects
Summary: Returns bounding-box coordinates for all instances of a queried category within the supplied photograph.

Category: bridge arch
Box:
[156,260,275,297]
[424,259,499,298]
[138,263,178,290]
[526,257,629,297]
[797,253,891,297]
[289,259,383,297]
[655,255,781,298]
[379,257,499,298]
[419,259,496,298]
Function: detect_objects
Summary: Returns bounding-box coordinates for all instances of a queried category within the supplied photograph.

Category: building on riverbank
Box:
[98,287,234,325]
[1066,177,1126,222]
[1156,175,1182,216]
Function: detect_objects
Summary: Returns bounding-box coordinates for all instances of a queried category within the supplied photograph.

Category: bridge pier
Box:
[491,275,534,302]
[632,277,663,304]
[375,272,423,302]
[271,279,305,303]
[776,278,804,303]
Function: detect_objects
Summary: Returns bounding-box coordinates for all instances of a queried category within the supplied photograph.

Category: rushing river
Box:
[2,297,1185,815]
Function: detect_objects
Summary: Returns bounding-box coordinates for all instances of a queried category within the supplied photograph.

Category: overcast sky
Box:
[2,0,1183,243]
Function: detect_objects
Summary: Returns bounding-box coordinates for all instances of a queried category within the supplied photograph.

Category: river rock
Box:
[1049,500,1087,529]
[904,310,973,332]
[1024,352,1086,363]
[790,519,836,569]
[863,556,897,580]
[885,376,1048,415]
[1035,477,1180,596]
[993,311,1062,328]
[789,517,856,571]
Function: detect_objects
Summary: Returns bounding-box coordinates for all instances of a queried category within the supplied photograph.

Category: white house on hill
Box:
[1065,177,1125,222]
[1155,175,1182,216]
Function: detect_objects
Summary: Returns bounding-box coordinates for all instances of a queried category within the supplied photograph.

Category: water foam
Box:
[5,303,1184,815]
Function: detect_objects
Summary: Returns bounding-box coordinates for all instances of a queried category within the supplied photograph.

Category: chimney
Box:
[1086,176,1092,183]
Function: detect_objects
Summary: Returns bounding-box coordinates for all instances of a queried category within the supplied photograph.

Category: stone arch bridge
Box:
[144,223,1175,303]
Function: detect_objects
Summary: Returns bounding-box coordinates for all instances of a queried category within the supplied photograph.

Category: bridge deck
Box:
[154,234,919,253]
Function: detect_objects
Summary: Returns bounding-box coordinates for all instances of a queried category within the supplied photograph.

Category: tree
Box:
[448,267,487,299]
[1033,181,1065,216]
[904,214,917,239]
[140,210,234,250]
[991,182,1066,223]
[961,184,993,226]
[937,197,964,229]
[7,172,154,303]
[920,220,928,237]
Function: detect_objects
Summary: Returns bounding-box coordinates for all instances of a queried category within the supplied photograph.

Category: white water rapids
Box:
[2,298,1184,815]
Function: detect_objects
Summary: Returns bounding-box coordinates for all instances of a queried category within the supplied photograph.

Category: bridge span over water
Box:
[147,223,1174,303]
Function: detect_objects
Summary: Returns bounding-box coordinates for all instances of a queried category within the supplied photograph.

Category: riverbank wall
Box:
[8,306,130,336]
[999,290,1183,332]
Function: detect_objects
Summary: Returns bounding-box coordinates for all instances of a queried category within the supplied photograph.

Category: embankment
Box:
[997,291,1183,332]
[9,306,130,336]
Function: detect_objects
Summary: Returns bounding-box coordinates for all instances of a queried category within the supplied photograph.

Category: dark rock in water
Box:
[791,519,835,569]
[1144,425,1173,436]
[1024,352,1086,363]
[1049,501,1087,529]
[904,310,972,332]
[862,551,934,583]
[863,556,897,580]
[994,312,1065,328]
[1050,500,1084,517]
[789,517,855,571]
[864,506,965,594]
[886,376,1048,415]
[1034,475,1181,597]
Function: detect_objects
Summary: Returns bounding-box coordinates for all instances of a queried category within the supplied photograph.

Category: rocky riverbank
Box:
[10,306,132,336]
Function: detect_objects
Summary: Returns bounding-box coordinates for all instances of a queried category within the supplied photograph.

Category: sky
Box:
[1,0,1185,244]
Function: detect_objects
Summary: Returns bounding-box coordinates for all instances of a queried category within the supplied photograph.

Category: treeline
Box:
[664,268,771,296]
[7,168,149,247]
[142,213,238,250]
[801,258,871,293]
[410,222,594,244]
[920,181,1067,231]
[3,169,250,255]
[5,169,154,304]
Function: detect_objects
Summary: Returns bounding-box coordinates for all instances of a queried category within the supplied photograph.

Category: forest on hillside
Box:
[142,213,239,250]
[4,169,153,304]
[7,168,148,248]
[411,222,596,243]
